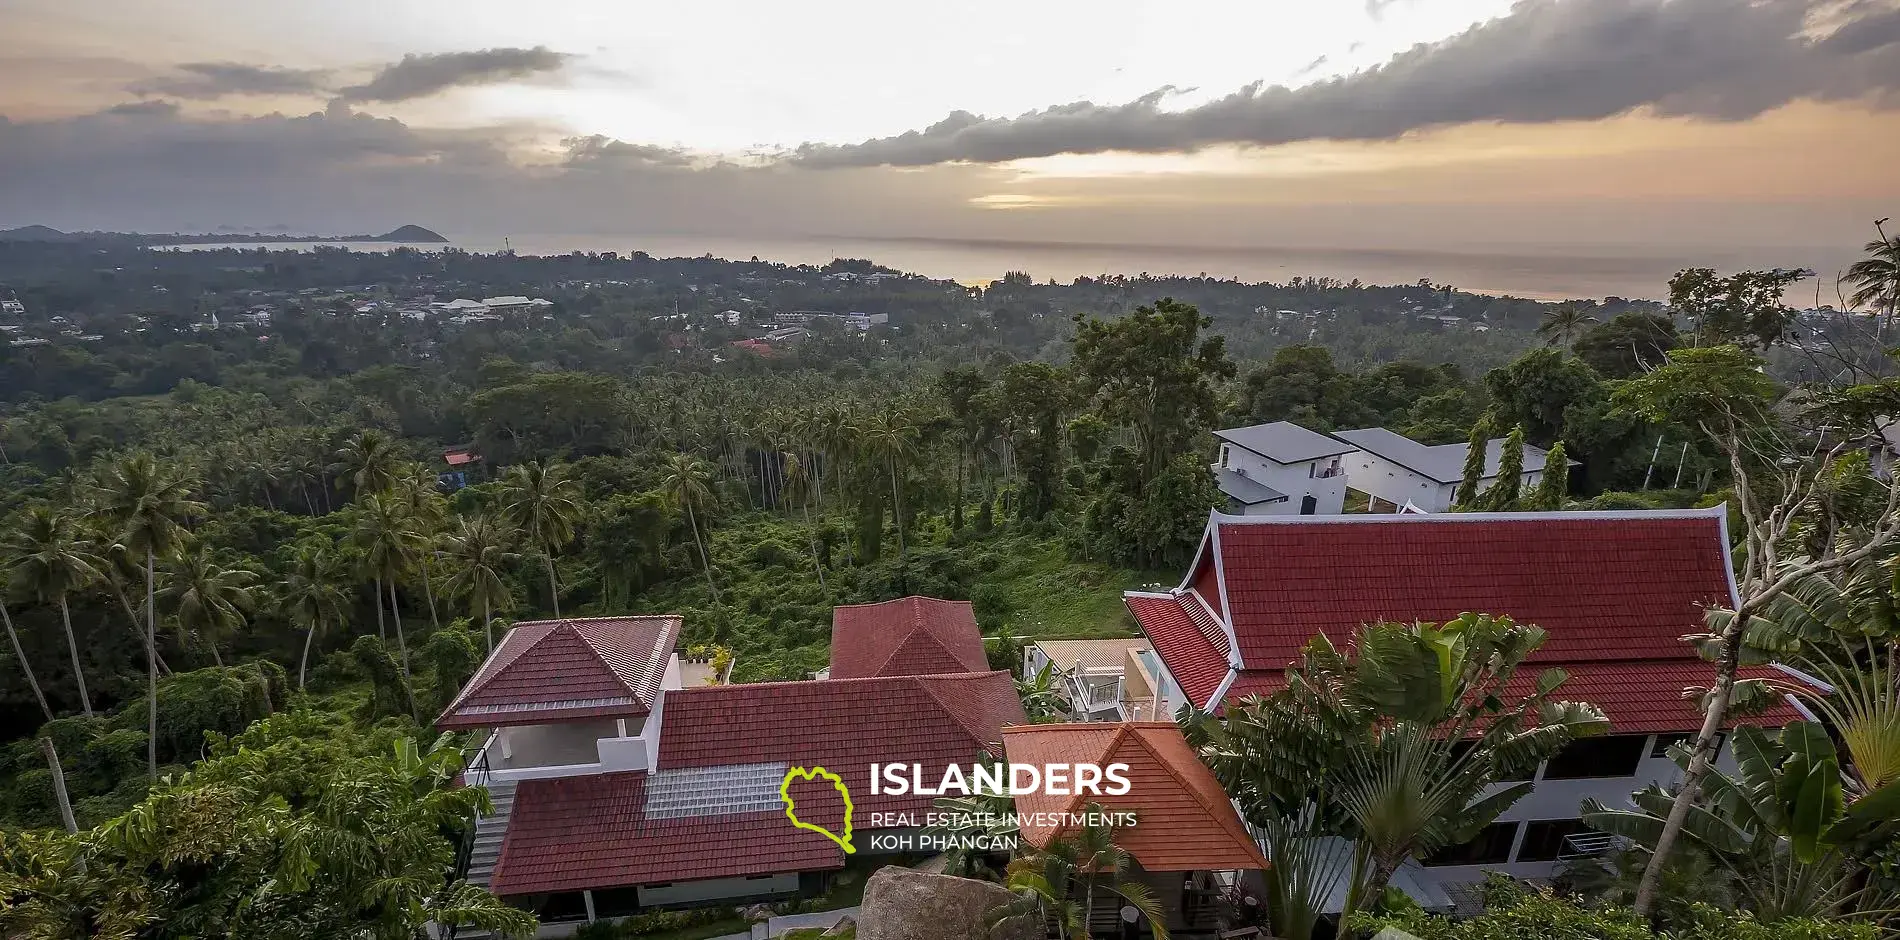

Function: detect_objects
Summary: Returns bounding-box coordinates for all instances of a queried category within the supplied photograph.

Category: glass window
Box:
[593,886,642,918]
[1651,733,1691,758]
[1544,736,1647,780]
[1516,819,1591,862]
[1422,822,1518,867]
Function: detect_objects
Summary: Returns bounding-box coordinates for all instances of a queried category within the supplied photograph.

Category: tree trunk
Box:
[146,548,158,779]
[299,619,316,689]
[2,602,54,722]
[1634,606,1747,915]
[373,575,387,641]
[262,487,276,511]
[113,584,170,676]
[207,639,223,666]
[58,598,93,717]
[803,500,827,593]
[421,558,441,630]
[483,596,494,652]
[38,738,78,834]
[953,442,965,530]
[686,502,721,606]
[543,548,562,619]
[389,579,409,676]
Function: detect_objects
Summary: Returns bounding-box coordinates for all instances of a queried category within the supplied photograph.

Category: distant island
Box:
[0,224,450,245]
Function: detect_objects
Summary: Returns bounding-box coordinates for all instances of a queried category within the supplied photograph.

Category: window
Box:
[1219,446,1230,469]
[1300,495,1318,515]
[1423,822,1517,867]
[1544,736,1647,779]
[1651,733,1691,758]
[1516,819,1591,862]
[593,886,642,918]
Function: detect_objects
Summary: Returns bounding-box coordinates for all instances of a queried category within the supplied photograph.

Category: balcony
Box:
[464,715,656,786]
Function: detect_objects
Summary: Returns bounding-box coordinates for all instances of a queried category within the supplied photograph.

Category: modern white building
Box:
[1123,508,1815,901]
[1330,426,1563,512]
[1022,637,1155,720]
[1211,421,1354,515]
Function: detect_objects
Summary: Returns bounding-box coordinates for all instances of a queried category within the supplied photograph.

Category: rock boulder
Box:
[856,867,1040,940]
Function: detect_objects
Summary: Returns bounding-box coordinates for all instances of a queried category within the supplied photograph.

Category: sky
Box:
[2,0,1898,263]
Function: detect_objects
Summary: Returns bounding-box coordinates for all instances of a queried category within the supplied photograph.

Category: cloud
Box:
[792,0,1900,167]
[102,99,181,117]
[338,46,572,103]
[130,62,331,100]
[562,134,695,168]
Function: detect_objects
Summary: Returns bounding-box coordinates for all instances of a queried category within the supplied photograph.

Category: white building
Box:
[1330,426,1564,513]
[1211,421,1354,515]
[0,299,25,315]
[1022,637,1155,720]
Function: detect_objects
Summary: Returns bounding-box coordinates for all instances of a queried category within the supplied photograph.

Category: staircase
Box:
[449,779,518,940]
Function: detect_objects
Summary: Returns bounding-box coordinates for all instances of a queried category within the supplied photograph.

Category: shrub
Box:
[1352,882,1878,940]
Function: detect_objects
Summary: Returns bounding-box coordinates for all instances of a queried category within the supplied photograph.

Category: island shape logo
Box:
[780,766,855,854]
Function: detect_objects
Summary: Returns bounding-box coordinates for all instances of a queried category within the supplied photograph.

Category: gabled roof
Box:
[1174,509,1736,670]
[828,596,989,679]
[1215,421,1357,465]
[657,670,1025,817]
[1003,723,1267,871]
[1123,594,1230,710]
[1331,427,1563,485]
[490,771,842,895]
[436,616,681,729]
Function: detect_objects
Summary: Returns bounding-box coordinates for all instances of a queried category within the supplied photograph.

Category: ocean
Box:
[155,233,1859,303]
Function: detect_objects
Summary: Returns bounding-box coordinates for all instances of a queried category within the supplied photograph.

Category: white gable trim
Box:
[1208,521,1243,668]
[1174,511,1220,592]
[1203,666,1240,712]
[1205,504,1730,526]
[1713,503,1743,610]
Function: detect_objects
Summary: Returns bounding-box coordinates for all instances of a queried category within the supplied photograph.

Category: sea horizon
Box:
[153,231,1865,304]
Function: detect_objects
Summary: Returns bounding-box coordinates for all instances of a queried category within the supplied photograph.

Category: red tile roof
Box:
[829,596,990,679]
[1004,723,1267,872]
[1123,594,1229,710]
[658,671,1026,817]
[1203,511,1735,668]
[437,616,681,730]
[489,771,841,895]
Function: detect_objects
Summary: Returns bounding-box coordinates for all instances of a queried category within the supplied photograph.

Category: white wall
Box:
[1344,452,1456,512]
[1218,446,1347,515]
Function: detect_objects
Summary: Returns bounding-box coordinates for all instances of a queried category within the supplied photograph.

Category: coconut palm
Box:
[987,806,1168,940]
[279,544,352,688]
[350,493,425,675]
[780,451,826,593]
[0,574,54,723]
[92,451,203,778]
[333,428,401,500]
[391,466,449,629]
[866,412,921,562]
[441,515,520,652]
[1844,221,1900,328]
[162,547,259,666]
[1537,302,1598,346]
[2,506,105,717]
[498,461,585,619]
[659,454,722,609]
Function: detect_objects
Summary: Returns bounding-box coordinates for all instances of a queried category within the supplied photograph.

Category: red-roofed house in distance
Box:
[1004,722,1268,937]
[441,607,1025,935]
[1123,507,1816,899]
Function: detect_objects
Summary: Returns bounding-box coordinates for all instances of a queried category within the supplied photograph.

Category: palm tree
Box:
[162,547,258,666]
[1844,220,1900,329]
[280,544,351,689]
[2,506,105,717]
[987,806,1168,940]
[392,466,449,630]
[780,451,826,593]
[1536,302,1598,346]
[0,573,55,723]
[351,493,425,675]
[659,454,722,610]
[334,428,401,500]
[441,515,519,652]
[867,412,920,562]
[93,452,203,778]
[499,461,585,619]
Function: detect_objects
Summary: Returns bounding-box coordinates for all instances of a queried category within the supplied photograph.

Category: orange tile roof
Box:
[1002,722,1267,872]
[436,616,680,729]
[829,596,989,678]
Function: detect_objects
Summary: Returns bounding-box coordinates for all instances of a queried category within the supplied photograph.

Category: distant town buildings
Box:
[772,311,888,331]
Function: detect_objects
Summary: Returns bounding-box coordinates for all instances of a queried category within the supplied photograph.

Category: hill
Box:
[371,224,448,243]
[0,225,75,242]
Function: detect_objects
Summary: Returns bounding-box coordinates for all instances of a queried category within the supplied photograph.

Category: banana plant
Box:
[1583,720,1900,922]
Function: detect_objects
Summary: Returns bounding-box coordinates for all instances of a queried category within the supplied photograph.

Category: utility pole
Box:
[1642,434,1664,490]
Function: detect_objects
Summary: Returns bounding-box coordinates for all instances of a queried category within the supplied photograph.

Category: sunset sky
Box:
[2,0,1897,260]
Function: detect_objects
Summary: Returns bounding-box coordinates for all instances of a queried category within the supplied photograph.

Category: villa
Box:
[1123,507,1811,896]
[441,605,1024,934]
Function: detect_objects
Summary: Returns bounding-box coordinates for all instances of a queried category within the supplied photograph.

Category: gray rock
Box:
[856,867,1040,940]
[822,914,857,936]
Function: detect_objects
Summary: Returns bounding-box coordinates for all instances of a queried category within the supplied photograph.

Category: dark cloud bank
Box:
[125,46,571,104]
[793,0,1900,167]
